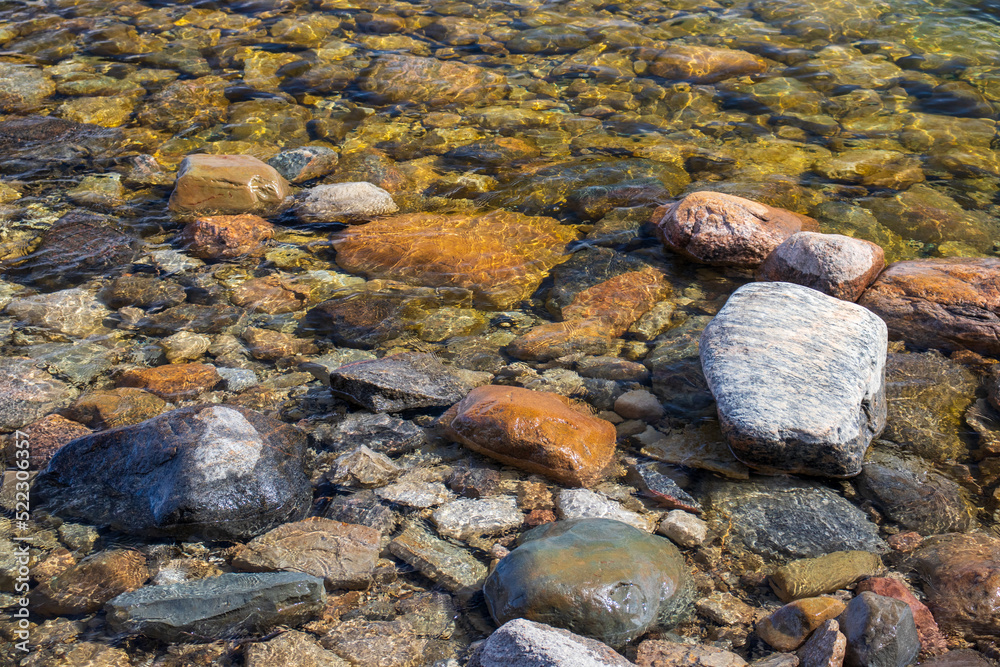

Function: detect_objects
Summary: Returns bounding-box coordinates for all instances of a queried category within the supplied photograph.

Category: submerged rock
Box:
[320,352,471,412]
[106,572,326,643]
[652,192,819,268]
[859,258,1000,357]
[116,363,222,401]
[0,357,72,432]
[331,210,577,310]
[485,518,692,648]
[168,154,291,218]
[357,54,508,107]
[705,476,887,561]
[635,44,768,83]
[701,282,887,478]
[388,521,487,597]
[442,385,617,487]
[180,214,275,259]
[0,116,123,175]
[33,405,311,541]
[769,551,884,602]
[31,549,148,617]
[6,288,110,338]
[267,146,339,183]
[758,597,847,652]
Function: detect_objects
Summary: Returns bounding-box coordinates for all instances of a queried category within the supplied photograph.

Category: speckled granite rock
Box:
[757,233,885,302]
[485,518,692,648]
[296,182,397,223]
[701,282,887,478]
[432,496,523,540]
[468,619,636,667]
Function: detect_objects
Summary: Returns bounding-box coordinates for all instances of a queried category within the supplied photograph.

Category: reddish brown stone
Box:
[636,45,768,83]
[231,275,311,314]
[757,232,886,302]
[8,414,91,470]
[887,531,923,554]
[331,210,577,309]
[910,533,1000,636]
[441,385,617,487]
[357,54,509,107]
[859,258,1000,356]
[117,363,222,401]
[180,214,275,260]
[30,549,148,616]
[652,191,819,268]
[65,387,168,429]
[168,154,291,218]
[242,327,318,361]
[856,577,947,655]
[524,509,557,527]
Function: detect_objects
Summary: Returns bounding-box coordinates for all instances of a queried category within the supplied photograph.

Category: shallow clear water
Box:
[1,0,999,663]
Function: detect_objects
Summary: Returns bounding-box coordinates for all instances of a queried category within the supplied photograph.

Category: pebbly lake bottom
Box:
[1,0,1000,664]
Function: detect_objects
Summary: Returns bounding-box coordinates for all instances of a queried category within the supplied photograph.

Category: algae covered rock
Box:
[484,518,692,648]
[769,551,884,602]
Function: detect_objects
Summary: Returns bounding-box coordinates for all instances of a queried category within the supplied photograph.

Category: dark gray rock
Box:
[839,592,920,667]
[32,405,311,541]
[106,572,326,643]
[321,490,397,535]
[701,282,887,478]
[856,447,975,535]
[320,352,472,413]
[0,116,124,175]
[312,412,426,455]
[134,303,243,335]
[484,518,692,648]
[625,460,702,513]
[646,316,716,420]
[704,476,887,561]
[0,357,72,432]
[468,618,636,667]
[7,212,140,290]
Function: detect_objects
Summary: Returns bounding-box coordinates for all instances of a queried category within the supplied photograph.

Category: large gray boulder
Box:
[700,282,887,478]
[32,405,311,541]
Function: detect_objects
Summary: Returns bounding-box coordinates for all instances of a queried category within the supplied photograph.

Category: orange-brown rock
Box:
[180,214,275,260]
[652,191,819,268]
[31,548,75,582]
[636,44,768,83]
[858,258,1000,356]
[30,549,148,616]
[506,318,616,361]
[231,275,310,314]
[441,385,617,487]
[117,363,222,401]
[242,327,319,361]
[856,577,947,654]
[357,54,509,107]
[331,210,578,309]
[168,154,291,218]
[508,267,668,361]
[561,266,670,333]
[65,387,168,429]
[757,597,847,652]
[7,414,91,470]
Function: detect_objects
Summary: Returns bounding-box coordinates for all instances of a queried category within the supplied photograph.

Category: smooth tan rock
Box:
[758,233,885,302]
[653,192,819,268]
[758,598,847,652]
[859,258,1000,356]
[180,214,274,259]
[30,549,148,616]
[332,210,577,309]
[117,363,222,401]
[636,44,768,83]
[232,518,380,590]
[442,385,617,487]
[168,154,291,217]
[769,551,885,602]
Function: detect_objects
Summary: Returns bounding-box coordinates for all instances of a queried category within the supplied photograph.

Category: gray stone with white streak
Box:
[700,282,887,478]
[467,618,636,667]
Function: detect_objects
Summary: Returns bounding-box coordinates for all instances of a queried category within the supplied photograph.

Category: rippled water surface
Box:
[2,0,1000,663]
